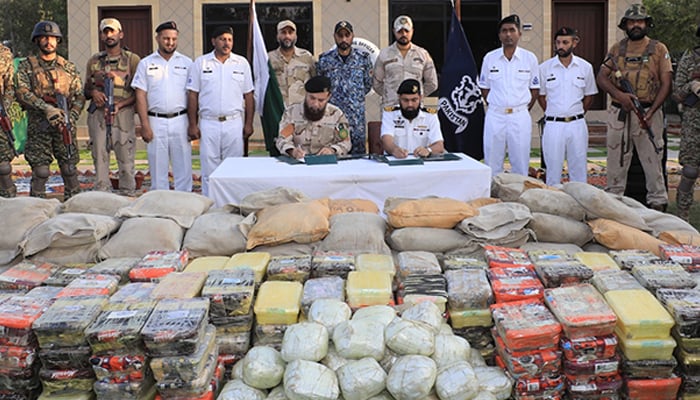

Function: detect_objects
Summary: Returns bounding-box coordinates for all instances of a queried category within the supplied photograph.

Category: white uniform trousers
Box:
[147,114,192,192]
[199,117,244,196]
[483,108,532,176]
[542,118,588,188]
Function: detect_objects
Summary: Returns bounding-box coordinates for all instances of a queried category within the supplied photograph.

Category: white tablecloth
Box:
[209,153,492,209]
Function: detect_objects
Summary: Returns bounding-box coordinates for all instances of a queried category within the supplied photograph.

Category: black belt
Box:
[544,114,584,122]
[147,109,187,118]
[611,101,653,109]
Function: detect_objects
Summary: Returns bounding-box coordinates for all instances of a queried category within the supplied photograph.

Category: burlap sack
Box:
[61,191,133,216]
[658,230,700,246]
[329,199,379,217]
[518,189,586,221]
[98,217,184,259]
[30,241,103,264]
[385,197,478,229]
[466,197,501,209]
[116,190,213,229]
[388,228,470,253]
[491,173,547,201]
[22,213,121,256]
[317,213,390,255]
[246,199,330,250]
[562,182,649,231]
[629,206,697,237]
[251,242,318,256]
[457,202,531,240]
[0,197,61,265]
[527,212,593,247]
[588,218,666,256]
[183,212,246,258]
[225,187,310,216]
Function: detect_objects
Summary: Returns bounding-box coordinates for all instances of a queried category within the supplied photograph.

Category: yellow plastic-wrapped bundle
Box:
[254,281,303,325]
[226,252,271,284]
[346,271,393,309]
[150,272,207,299]
[184,256,229,273]
[574,252,620,272]
[604,289,674,339]
[355,254,395,279]
[615,327,676,360]
[449,308,492,329]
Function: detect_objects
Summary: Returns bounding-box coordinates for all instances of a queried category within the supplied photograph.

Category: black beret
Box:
[397,79,421,95]
[554,26,577,38]
[499,14,520,29]
[304,76,332,93]
[211,25,234,38]
[334,21,353,34]
[156,21,178,33]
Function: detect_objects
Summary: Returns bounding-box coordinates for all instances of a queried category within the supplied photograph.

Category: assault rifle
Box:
[104,76,114,152]
[56,93,75,159]
[0,100,16,157]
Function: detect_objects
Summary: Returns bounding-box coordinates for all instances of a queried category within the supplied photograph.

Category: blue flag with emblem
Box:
[438,7,484,160]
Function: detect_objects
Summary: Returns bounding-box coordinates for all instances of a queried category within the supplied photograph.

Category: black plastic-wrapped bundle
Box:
[202,269,255,323]
[85,300,156,355]
[620,354,677,379]
[140,298,209,357]
[38,346,92,370]
[656,289,700,337]
[266,255,312,282]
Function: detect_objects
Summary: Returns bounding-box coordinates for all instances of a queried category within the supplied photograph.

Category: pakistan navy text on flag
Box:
[438,8,484,160]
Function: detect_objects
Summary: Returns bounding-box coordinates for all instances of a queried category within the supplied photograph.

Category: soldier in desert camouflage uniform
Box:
[0,42,16,197]
[15,21,85,199]
[673,24,700,221]
[269,20,316,107]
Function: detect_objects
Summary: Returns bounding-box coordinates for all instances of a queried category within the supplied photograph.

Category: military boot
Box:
[677,188,693,222]
[59,163,81,201]
[0,173,16,198]
[30,165,50,198]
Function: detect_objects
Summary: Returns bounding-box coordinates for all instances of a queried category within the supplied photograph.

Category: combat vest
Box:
[87,50,137,100]
[613,38,659,103]
[26,56,72,105]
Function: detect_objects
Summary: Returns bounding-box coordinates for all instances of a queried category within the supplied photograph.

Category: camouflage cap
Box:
[619,4,653,29]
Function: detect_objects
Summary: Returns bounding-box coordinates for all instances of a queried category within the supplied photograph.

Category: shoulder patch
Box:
[384,106,398,112]
[337,122,349,140]
[424,107,437,114]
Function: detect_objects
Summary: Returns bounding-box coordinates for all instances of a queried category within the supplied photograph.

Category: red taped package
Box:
[488,267,544,303]
[659,244,700,272]
[560,334,618,362]
[0,261,58,291]
[494,331,561,378]
[128,250,189,282]
[623,376,681,400]
[484,245,534,270]
[544,284,617,339]
[491,299,562,351]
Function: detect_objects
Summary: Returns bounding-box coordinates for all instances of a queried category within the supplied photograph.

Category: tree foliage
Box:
[644,0,700,58]
[0,0,67,58]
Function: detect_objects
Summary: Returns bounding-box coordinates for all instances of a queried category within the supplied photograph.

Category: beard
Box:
[626,27,647,41]
[400,107,419,120]
[39,45,56,56]
[556,47,573,57]
[279,38,296,50]
[304,101,326,122]
[337,42,351,51]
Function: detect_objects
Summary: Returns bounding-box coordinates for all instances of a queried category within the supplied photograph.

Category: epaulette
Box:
[422,106,438,114]
[384,106,399,112]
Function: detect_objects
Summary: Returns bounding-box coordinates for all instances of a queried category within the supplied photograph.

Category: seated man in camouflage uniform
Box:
[15,21,85,199]
[276,76,351,158]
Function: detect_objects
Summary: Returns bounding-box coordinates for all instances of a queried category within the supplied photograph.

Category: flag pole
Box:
[244,0,255,156]
[455,0,461,21]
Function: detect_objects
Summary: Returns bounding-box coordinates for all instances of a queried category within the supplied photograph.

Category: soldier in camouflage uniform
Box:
[0,42,16,197]
[268,20,316,107]
[15,21,85,199]
[276,76,351,157]
[672,25,700,221]
[317,21,373,154]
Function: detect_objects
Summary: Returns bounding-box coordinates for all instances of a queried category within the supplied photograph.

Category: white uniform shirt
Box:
[479,46,540,108]
[131,50,192,114]
[186,51,253,117]
[538,54,598,117]
[380,108,443,152]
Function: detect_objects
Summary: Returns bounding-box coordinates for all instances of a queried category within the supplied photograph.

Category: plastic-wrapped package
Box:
[351,305,397,327]
[433,361,479,400]
[0,295,51,347]
[452,326,494,350]
[494,334,561,378]
[252,323,287,350]
[386,355,437,400]
[473,366,513,400]
[0,388,41,400]
[225,252,271,284]
[673,326,700,353]
[660,244,700,272]
[563,354,619,378]
[604,289,674,340]
[202,268,255,324]
[32,295,107,349]
[93,376,156,400]
[183,256,229,274]
[609,249,660,269]
[266,255,312,282]
[590,270,644,294]
[445,269,493,309]
[24,285,62,300]
[154,351,217,398]
[56,274,119,298]
[631,264,697,290]
[333,319,385,361]
[384,318,435,356]
[656,289,700,337]
[38,367,95,396]
[623,376,681,400]
[510,374,565,399]
[89,354,147,381]
[85,300,155,354]
[214,309,254,333]
[311,252,355,279]
[484,245,533,270]
[218,379,266,400]
[449,308,492,329]
[0,345,35,370]
[544,284,617,339]
[150,271,207,299]
[37,391,95,400]
[346,271,393,308]
[401,301,444,333]
[488,267,544,303]
[254,281,302,325]
[88,257,140,284]
[284,359,339,400]
[321,343,349,372]
[676,346,700,375]
[140,298,209,357]
[109,282,157,303]
[216,331,250,356]
[397,274,448,311]
[301,276,345,316]
[151,324,216,381]
[560,334,618,362]
[336,357,387,400]
[431,333,470,368]
[0,363,40,391]
[356,254,396,279]
[395,251,442,281]
[621,354,677,378]
[534,260,594,288]
[38,345,92,370]
[44,264,92,286]
[615,327,676,361]
[442,254,488,270]
[128,250,189,282]
[491,300,562,351]
[528,249,570,263]
[281,322,329,362]
[0,261,58,291]
[573,252,620,273]
[565,375,623,399]
[308,298,351,336]
[679,371,700,395]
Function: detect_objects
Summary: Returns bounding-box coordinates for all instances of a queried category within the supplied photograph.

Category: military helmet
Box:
[31,21,63,42]
[618,4,653,29]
